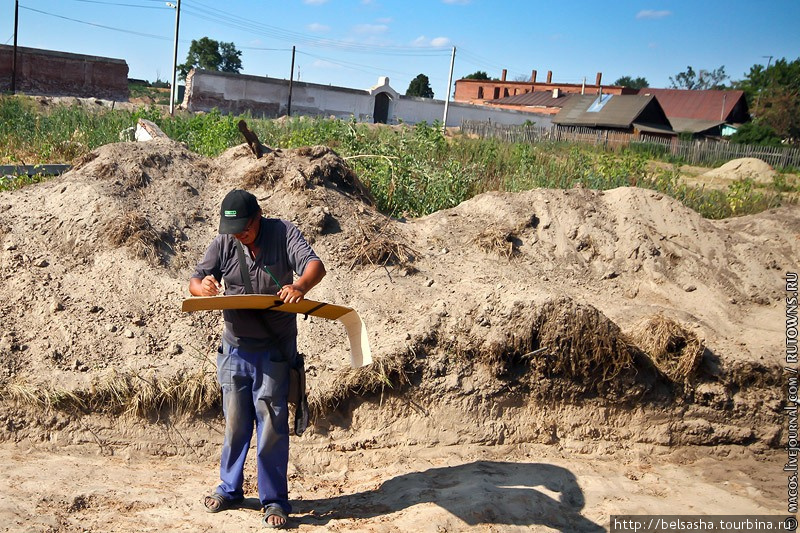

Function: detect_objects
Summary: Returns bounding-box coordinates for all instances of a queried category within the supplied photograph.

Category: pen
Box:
[262,264,283,290]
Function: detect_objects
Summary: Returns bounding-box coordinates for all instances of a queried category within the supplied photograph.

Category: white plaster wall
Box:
[185,70,549,128]
[394,96,551,128]
[290,85,373,120]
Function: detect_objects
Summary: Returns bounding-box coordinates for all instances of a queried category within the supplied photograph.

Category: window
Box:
[477,87,484,99]
[587,94,613,112]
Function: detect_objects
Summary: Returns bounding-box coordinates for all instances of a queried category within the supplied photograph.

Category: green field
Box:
[0,95,791,219]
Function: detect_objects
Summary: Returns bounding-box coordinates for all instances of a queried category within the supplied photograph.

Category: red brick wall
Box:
[454,79,634,105]
[0,45,128,100]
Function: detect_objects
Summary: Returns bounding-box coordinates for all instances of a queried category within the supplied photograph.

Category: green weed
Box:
[0,95,792,220]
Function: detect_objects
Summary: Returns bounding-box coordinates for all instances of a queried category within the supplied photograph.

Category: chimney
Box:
[552,88,560,98]
[501,69,507,81]
[595,72,602,86]
[531,69,537,83]
[546,70,552,84]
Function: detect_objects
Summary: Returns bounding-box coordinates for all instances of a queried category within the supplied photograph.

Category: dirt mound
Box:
[0,138,796,453]
[701,157,776,185]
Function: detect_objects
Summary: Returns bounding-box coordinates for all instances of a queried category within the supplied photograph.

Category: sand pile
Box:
[0,133,797,532]
[0,137,796,453]
[701,157,776,185]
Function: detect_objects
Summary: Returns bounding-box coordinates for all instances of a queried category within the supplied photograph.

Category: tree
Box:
[613,75,649,89]
[406,74,434,98]
[177,37,243,80]
[756,87,800,143]
[735,57,800,102]
[219,41,243,73]
[734,57,800,143]
[464,71,490,80]
[729,122,782,146]
[669,65,728,90]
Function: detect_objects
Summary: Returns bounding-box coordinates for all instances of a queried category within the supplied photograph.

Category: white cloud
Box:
[303,0,328,5]
[312,60,340,69]
[307,22,330,32]
[353,23,389,34]
[636,9,672,19]
[411,35,451,47]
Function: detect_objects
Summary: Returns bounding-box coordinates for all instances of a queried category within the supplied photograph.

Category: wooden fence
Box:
[460,120,800,170]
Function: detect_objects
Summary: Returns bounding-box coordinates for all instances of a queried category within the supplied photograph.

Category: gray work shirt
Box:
[191,217,321,350]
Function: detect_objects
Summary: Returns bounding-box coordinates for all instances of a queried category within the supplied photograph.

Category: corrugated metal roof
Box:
[553,94,671,129]
[490,91,571,107]
[669,117,726,134]
[636,88,747,121]
[632,122,676,134]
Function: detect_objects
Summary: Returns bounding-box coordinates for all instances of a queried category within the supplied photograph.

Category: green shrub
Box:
[729,121,782,147]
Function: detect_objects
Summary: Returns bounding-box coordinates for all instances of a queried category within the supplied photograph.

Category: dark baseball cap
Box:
[218,189,260,234]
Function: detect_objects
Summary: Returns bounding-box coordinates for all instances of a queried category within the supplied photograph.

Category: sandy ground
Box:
[1,134,798,532]
[0,436,786,533]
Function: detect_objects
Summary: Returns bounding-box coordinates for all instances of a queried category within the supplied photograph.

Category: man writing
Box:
[189,189,325,528]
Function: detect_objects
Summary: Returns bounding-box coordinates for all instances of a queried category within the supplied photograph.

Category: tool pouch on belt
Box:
[288,352,309,436]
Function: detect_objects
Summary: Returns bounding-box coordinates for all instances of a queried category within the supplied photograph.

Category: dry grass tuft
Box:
[532,297,636,385]
[309,352,413,415]
[628,314,704,382]
[2,367,219,418]
[473,228,521,259]
[106,210,162,263]
[71,151,99,171]
[241,163,278,189]
[346,214,417,272]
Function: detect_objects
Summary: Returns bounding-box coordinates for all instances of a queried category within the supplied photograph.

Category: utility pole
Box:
[168,0,181,115]
[288,46,295,116]
[755,55,773,111]
[11,0,19,94]
[441,46,456,133]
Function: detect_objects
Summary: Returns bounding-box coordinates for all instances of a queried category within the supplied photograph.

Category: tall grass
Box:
[0,95,789,219]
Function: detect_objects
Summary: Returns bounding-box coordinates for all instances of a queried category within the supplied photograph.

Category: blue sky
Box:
[3,0,799,100]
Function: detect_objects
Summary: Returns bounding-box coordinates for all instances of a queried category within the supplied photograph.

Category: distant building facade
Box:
[454,69,637,107]
[182,69,553,128]
[0,44,128,100]
[636,88,750,136]
[553,94,673,136]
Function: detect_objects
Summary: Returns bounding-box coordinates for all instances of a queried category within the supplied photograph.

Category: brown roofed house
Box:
[552,94,673,135]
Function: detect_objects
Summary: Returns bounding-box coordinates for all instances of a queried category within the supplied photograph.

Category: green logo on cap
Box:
[224,210,237,217]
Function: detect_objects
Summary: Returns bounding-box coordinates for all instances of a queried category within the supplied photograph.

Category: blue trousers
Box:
[215,339,294,513]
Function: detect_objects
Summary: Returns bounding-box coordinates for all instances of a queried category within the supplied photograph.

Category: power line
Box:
[297,50,423,80]
[182,0,450,56]
[297,50,388,78]
[239,47,293,52]
[19,5,171,40]
[63,0,171,9]
[458,47,527,77]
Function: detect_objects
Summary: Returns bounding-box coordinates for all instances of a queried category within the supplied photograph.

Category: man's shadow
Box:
[291,460,604,532]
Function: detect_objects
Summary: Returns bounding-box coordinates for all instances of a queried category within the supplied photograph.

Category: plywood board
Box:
[181,295,372,367]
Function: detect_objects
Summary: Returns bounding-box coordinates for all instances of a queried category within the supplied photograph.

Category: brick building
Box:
[0,45,129,100]
[454,69,637,107]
